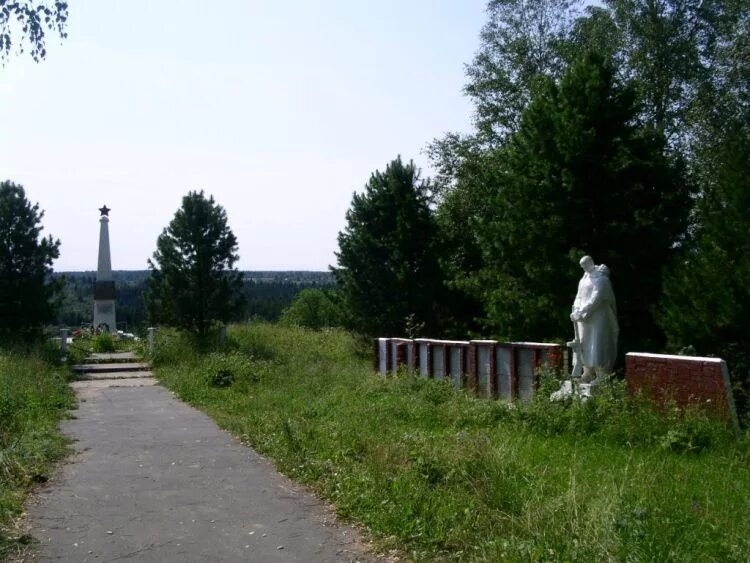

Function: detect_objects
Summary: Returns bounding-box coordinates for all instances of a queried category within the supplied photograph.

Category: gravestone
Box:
[415,339,431,378]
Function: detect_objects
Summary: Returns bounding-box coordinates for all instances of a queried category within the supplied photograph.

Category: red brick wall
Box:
[626,352,739,430]
[542,347,564,370]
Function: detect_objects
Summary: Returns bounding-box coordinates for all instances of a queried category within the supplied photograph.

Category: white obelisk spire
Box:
[93,205,116,332]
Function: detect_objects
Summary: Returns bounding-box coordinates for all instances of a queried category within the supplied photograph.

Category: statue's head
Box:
[596,264,610,277]
[579,255,595,273]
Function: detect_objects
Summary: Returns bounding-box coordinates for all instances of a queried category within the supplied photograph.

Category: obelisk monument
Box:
[93,205,116,332]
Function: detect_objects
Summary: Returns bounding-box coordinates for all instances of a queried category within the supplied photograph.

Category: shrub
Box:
[92,332,115,353]
[280,288,345,330]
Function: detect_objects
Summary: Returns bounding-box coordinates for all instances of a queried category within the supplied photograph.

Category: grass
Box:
[152,323,750,561]
[64,333,145,366]
[0,344,74,559]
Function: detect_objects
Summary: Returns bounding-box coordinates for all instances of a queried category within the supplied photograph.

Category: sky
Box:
[0,0,487,271]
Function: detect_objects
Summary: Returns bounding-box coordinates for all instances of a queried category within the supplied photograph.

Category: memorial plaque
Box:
[433,346,445,380]
[449,347,462,388]
[477,345,491,397]
[417,341,430,377]
[378,338,387,375]
[496,346,512,399]
[517,349,535,400]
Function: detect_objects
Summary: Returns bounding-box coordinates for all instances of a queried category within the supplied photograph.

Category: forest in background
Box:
[53,271,334,332]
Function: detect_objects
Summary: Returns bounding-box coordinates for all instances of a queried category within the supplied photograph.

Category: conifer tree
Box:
[146,191,243,337]
[660,123,750,416]
[333,157,444,337]
[474,53,690,350]
[0,180,60,337]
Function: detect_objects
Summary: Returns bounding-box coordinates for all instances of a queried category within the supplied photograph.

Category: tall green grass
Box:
[153,323,750,561]
[0,345,74,559]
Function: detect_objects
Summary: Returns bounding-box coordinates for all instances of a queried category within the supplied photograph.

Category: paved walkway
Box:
[27,377,377,562]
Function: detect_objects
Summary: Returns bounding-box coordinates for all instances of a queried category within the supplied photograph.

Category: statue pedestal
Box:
[550,379,594,401]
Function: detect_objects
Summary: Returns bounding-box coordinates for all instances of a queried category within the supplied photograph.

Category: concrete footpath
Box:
[27,378,378,562]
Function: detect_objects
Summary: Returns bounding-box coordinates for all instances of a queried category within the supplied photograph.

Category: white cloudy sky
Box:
[0,0,487,271]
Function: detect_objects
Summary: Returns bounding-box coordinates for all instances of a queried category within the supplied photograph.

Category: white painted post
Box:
[60,329,68,358]
[220,323,227,344]
[148,327,156,355]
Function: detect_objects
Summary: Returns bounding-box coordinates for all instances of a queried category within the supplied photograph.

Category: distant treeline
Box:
[54,271,335,331]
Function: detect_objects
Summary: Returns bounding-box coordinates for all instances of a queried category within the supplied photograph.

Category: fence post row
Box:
[373,338,740,421]
[374,337,564,401]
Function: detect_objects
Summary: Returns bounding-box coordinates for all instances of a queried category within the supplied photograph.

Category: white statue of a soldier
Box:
[570,255,619,385]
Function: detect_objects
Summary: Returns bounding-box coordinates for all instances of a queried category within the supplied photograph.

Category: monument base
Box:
[94,299,116,333]
[550,379,594,401]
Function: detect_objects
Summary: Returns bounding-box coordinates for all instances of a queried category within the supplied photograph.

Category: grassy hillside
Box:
[152,323,750,561]
[0,347,74,559]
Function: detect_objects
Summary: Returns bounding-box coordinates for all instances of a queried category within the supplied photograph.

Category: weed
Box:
[0,349,73,558]
[91,332,115,353]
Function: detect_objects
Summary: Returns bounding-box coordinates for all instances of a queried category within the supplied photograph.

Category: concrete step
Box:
[74,371,155,381]
[84,352,141,363]
[72,362,151,374]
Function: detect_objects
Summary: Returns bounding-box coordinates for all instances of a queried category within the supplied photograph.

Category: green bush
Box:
[280,288,345,330]
[92,332,115,353]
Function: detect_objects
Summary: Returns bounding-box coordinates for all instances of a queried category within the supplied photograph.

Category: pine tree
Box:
[333,157,445,337]
[146,191,243,337]
[474,52,690,350]
[0,180,60,338]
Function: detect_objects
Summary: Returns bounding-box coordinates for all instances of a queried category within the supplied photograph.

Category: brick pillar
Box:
[372,338,380,372]
[395,342,408,372]
[509,345,517,400]
[467,343,478,393]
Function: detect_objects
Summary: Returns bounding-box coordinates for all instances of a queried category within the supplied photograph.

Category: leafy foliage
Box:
[601,0,719,145]
[464,0,584,143]
[333,157,446,337]
[656,0,750,419]
[92,331,115,353]
[0,0,68,63]
[0,180,60,338]
[146,191,244,337]
[280,288,344,330]
[660,120,750,418]
[425,0,725,351]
